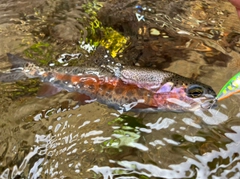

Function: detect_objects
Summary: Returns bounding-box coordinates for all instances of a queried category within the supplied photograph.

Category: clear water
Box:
[0,0,240,178]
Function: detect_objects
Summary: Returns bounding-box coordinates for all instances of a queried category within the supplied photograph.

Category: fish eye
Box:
[186,85,204,98]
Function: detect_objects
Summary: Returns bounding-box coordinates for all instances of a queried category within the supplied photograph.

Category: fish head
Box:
[154,83,217,112]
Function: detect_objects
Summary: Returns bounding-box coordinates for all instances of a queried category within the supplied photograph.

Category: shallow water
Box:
[0,0,240,178]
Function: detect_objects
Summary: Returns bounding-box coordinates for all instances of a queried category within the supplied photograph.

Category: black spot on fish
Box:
[115,87,124,94]
[119,98,123,104]
[73,68,79,73]
[132,97,137,101]
[78,82,84,88]
[137,89,144,96]
[107,89,113,95]
[126,90,134,97]
[101,84,108,91]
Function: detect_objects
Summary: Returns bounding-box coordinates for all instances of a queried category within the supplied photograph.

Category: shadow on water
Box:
[0,0,240,178]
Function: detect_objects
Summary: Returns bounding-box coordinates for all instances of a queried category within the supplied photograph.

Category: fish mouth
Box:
[200,99,217,109]
[189,94,217,111]
[199,94,217,110]
[163,95,217,112]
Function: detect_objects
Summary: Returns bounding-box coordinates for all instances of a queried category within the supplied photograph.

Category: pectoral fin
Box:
[37,83,63,97]
[37,83,92,106]
[158,82,174,93]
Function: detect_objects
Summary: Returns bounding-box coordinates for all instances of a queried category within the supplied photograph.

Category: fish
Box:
[0,53,217,112]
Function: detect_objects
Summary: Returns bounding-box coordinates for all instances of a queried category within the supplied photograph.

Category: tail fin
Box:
[6,53,33,70]
[0,54,32,82]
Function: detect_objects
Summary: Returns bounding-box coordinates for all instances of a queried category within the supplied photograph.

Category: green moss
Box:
[109,114,145,128]
[1,78,41,99]
[23,42,54,65]
[81,1,129,57]
[102,115,145,152]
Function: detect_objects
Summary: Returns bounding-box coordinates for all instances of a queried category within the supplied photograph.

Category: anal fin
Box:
[37,83,62,97]
[70,92,92,105]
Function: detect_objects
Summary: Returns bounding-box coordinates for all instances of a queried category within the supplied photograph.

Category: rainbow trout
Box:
[0,54,217,112]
